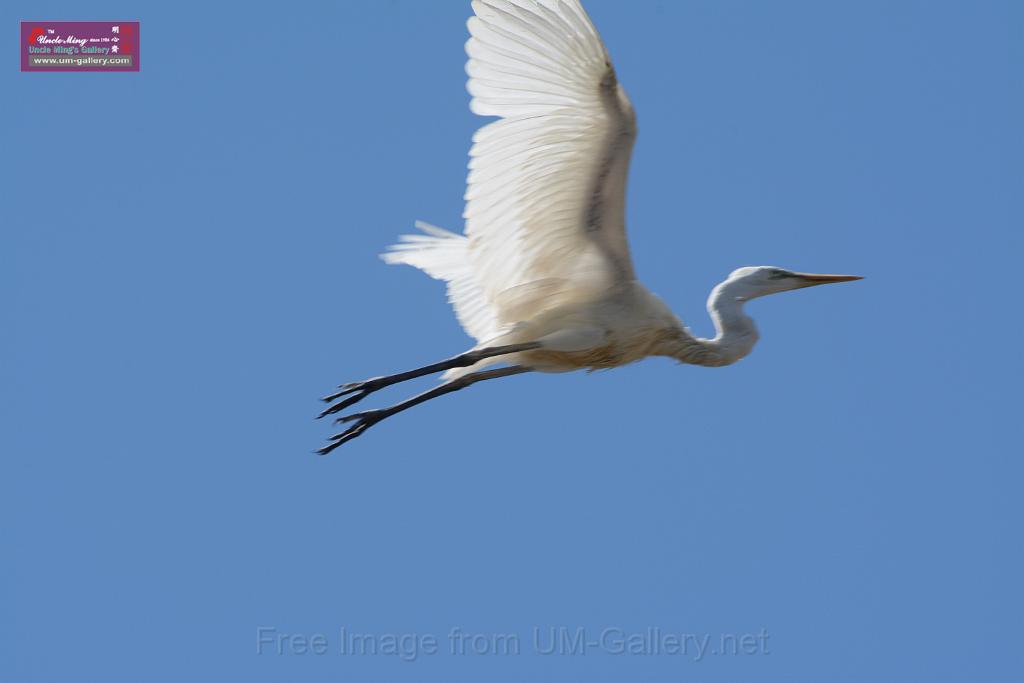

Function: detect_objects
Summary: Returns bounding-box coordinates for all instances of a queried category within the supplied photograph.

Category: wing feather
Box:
[463,0,638,334]
[385,0,639,345]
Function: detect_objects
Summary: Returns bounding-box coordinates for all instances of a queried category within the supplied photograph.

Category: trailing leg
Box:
[316,366,531,455]
[317,342,539,418]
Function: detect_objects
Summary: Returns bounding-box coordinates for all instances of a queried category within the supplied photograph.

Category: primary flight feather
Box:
[317,0,861,453]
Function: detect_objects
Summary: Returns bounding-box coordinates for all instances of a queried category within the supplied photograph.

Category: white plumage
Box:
[318,0,861,453]
[385,0,636,349]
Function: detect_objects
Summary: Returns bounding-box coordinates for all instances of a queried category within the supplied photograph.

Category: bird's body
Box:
[317,0,861,453]
[442,280,750,375]
[472,281,687,374]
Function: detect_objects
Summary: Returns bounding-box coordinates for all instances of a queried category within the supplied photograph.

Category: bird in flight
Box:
[316,0,861,454]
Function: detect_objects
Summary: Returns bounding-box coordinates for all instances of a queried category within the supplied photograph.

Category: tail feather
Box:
[381,221,467,280]
[381,221,500,344]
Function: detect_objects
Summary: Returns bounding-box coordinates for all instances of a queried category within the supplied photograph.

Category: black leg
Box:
[317,342,539,418]
[316,366,532,455]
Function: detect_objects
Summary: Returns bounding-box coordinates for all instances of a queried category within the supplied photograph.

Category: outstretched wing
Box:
[464,0,638,328]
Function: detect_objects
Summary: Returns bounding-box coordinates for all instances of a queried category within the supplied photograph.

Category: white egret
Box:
[317,0,861,454]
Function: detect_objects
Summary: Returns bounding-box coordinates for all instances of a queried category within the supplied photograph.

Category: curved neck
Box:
[704,281,759,363]
[660,280,760,367]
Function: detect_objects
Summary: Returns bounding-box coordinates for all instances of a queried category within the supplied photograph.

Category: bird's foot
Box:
[318,377,389,418]
[316,409,388,455]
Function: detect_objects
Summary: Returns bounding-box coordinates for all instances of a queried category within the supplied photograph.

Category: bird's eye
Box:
[768,269,789,279]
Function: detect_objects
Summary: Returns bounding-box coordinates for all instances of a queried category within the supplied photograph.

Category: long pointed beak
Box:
[791,272,864,287]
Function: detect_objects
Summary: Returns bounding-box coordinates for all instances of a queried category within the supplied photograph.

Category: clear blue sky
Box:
[3,1,1021,681]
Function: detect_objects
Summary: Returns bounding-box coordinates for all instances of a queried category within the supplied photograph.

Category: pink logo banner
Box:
[21,21,139,72]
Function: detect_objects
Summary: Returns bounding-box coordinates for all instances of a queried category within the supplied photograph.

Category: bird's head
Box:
[725,266,863,301]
